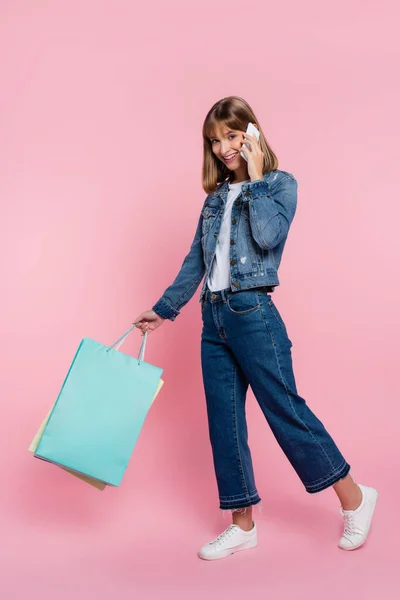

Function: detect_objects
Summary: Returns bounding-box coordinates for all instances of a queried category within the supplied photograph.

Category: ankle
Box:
[231,506,253,531]
[341,484,363,511]
[232,518,254,531]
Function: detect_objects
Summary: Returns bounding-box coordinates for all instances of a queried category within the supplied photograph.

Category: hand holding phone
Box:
[240,122,260,161]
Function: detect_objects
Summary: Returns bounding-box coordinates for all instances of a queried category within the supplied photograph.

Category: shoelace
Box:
[341,510,364,540]
[210,525,237,545]
[342,512,357,536]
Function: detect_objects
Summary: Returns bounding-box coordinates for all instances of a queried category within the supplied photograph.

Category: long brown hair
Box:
[201,96,278,195]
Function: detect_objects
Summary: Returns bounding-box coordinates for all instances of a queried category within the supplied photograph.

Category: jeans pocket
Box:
[226,290,261,315]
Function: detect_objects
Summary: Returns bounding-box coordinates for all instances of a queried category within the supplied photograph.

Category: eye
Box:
[210,134,236,144]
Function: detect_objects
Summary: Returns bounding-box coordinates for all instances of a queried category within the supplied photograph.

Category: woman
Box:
[134,96,378,560]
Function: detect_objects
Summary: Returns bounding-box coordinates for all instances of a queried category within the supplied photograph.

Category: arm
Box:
[242,173,298,250]
[151,211,205,321]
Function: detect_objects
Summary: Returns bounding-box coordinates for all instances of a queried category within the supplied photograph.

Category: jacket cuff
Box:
[241,178,269,199]
[152,298,180,321]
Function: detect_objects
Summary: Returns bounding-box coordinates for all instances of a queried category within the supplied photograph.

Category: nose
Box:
[220,141,233,155]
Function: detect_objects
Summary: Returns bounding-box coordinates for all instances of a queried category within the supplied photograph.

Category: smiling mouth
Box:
[223,153,238,161]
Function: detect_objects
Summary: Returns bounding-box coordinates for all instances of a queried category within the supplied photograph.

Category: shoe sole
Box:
[338,488,379,551]
[198,537,258,560]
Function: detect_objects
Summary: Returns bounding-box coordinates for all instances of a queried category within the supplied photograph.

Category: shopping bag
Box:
[29,375,164,490]
[32,325,163,487]
[29,403,107,490]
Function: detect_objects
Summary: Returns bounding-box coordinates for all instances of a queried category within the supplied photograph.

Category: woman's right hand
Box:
[133,309,165,335]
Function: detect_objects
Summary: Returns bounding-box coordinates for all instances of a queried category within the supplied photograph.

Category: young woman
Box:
[134,96,378,560]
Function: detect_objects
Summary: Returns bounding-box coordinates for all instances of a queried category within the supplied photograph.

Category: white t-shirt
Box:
[207,179,250,291]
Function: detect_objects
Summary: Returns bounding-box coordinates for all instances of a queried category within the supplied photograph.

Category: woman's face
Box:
[209,123,246,170]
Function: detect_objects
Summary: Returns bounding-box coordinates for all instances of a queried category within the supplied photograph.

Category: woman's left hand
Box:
[241,128,264,182]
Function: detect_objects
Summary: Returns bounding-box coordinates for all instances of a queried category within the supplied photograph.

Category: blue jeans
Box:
[200,285,351,512]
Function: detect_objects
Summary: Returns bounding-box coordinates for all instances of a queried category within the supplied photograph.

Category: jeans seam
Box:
[220,498,261,509]
[220,492,260,506]
[232,361,251,501]
[219,498,262,511]
[303,459,349,487]
[268,300,286,329]
[216,301,227,340]
[305,463,351,493]
[219,489,259,501]
[260,302,337,475]
[303,458,347,485]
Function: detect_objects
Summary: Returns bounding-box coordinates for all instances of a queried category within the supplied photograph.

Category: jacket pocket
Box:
[201,205,219,235]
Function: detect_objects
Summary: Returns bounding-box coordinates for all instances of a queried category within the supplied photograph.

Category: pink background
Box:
[1,1,399,597]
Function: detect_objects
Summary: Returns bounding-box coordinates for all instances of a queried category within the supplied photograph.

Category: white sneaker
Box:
[198,521,258,561]
[338,483,379,550]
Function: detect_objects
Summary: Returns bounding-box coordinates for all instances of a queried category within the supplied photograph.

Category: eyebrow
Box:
[209,130,235,139]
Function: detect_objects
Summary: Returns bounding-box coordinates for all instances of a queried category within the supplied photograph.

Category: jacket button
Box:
[230,259,236,265]
[230,239,235,245]
[231,219,236,225]
[245,191,251,197]
[234,200,240,206]
[233,281,240,287]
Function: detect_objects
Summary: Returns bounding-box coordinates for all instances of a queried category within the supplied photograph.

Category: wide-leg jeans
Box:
[200,285,351,512]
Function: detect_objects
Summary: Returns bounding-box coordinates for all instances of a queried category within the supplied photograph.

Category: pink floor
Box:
[1,454,396,600]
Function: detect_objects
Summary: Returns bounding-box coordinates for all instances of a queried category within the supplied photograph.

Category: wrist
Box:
[250,173,264,182]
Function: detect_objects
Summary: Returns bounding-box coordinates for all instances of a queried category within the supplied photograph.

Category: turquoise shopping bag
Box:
[34,325,163,487]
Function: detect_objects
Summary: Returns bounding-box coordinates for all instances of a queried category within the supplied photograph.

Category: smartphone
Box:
[240,122,260,161]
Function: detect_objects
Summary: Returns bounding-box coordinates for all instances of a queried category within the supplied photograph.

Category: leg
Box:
[200,298,262,515]
[332,473,362,510]
[218,288,378,551]
[232,506,253,530]
[198,293,259,561]
[221,289,351,494]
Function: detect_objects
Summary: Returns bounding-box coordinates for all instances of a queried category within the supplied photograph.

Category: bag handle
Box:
[106,324,147,363]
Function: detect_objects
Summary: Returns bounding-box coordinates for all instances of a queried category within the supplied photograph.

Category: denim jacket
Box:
[152,169,298,321]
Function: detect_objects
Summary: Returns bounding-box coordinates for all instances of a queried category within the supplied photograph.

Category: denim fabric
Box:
[200,285,351,510]
[152,169,297,321]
